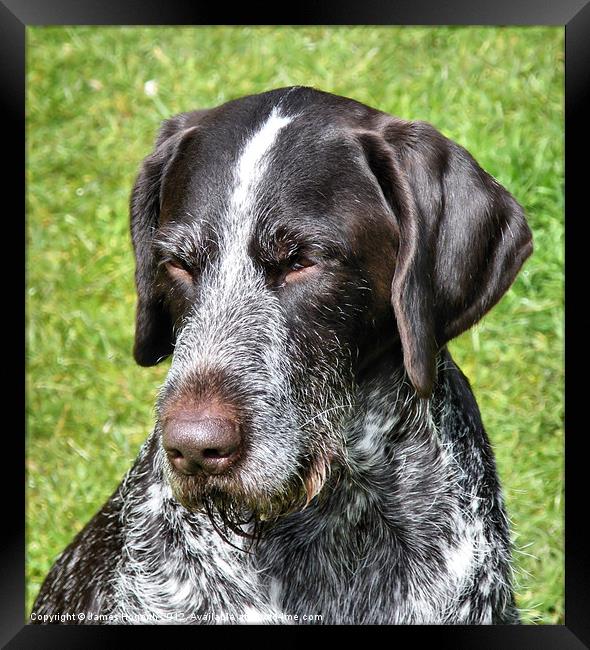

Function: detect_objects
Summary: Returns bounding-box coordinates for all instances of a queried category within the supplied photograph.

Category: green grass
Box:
[26,26,564,623]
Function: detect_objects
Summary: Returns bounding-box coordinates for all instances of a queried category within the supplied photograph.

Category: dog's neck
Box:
[268,352,451,532]
[251,351,488,623]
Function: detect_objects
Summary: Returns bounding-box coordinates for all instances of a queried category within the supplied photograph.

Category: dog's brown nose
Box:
[163,416,241,476]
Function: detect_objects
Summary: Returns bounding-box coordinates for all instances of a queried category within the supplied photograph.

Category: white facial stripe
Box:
[231,108,293,215]
[216,108,293,289]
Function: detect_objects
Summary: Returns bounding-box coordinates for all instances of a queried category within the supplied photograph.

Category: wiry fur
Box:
[32,87,531,625]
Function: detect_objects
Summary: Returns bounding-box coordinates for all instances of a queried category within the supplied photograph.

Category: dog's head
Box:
[130,87,532,525]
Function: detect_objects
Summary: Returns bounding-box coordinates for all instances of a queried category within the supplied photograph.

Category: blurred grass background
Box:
[26,26,564,623]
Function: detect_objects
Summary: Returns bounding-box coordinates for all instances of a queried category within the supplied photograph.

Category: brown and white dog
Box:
[32,87,532,625]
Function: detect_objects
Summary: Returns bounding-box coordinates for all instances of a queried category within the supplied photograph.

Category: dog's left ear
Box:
[358,118,533,398]
[130,112,204,366]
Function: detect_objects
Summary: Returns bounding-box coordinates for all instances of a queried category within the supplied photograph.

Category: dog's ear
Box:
[358,118,533,397]
[130,113,202,366]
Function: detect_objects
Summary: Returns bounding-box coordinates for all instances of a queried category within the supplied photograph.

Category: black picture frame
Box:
[10,1,584,647]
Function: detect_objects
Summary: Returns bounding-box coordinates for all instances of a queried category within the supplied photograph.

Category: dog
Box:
[32,86,532,625]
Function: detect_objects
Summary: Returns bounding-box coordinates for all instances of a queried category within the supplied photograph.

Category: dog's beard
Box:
[161,409,349,550]
[164,443,340,531]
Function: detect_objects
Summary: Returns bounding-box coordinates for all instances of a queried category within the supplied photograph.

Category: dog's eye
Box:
[164,260,193,284]
[284,257,318,284]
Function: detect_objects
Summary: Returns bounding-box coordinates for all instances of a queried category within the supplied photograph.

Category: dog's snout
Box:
[163,415,241,476]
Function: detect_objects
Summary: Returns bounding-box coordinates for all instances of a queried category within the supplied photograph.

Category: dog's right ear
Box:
[130,113,202,366]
